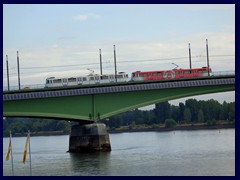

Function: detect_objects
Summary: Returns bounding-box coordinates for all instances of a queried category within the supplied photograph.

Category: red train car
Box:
[131,67,212,81]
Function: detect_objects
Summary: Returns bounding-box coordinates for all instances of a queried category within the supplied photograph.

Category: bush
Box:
[165,119,177,128]
[129,121,136,129]
[152,124,160,129]
[207,119,217,126]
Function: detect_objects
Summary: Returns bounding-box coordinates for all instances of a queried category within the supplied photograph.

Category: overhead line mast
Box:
[113,45,117,83]
[17,51,21,90]
[188,43,192,73]
[6,55,10,91]
[206,39,210,76]
[99,49,103,75]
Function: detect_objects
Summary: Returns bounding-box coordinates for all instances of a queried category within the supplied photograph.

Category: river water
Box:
[3,129,235,176]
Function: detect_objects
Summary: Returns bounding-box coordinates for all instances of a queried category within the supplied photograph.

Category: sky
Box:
[3,4,235,107]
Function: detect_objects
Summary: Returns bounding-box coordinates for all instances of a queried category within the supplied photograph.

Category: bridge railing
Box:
[211,71,235,77]
[3,84,45,92]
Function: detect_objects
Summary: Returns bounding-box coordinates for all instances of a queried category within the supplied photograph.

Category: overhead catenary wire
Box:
[5,58,235,77]
[3,54,235,72]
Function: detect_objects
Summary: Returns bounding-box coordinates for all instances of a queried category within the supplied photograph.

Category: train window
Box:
[132,73,135,77]
[46,80,50,84]
[68,78,77,82]
[102,75,109,80]
[53,79,61,83]
[199,70,206,73]
[77,77,82,81]
[117,75,123,79]
[140,74,146,77]
[95,76,100,80]
[90,77,94,81]
[184,71,190,74]
[126,74,128,78]
[83,77,87,81]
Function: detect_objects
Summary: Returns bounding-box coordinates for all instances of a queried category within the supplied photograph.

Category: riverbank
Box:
[6,121,234,137]
[109,123,235,134]
[10,131,69,137]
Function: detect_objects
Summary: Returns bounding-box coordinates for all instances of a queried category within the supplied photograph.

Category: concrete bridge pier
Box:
[68,123,111,152]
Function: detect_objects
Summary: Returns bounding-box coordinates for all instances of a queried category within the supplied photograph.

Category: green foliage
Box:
[184,108,192,122]
[185,99,198,122]
[154,102,170,123]
[3,117,73,136]
[207,119,217,126]
[129,121,136,129]
[152,124,160,129]
[165,119,177,128]
[197,109,204,122]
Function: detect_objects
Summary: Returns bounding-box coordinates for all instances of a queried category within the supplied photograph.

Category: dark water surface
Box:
[3,129,235,176]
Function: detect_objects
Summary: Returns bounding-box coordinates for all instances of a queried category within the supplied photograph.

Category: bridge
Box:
[3,75,235,121]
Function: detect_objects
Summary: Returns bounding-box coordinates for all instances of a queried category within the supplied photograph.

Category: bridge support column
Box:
[68,123,111,152]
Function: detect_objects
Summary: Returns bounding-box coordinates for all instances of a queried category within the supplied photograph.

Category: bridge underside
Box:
[3,84,234,121]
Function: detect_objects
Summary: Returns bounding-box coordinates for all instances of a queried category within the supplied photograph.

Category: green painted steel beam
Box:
[94,85,234,119]
[3,84,234,121]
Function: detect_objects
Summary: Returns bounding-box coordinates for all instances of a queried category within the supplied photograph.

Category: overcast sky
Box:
[3,4,235,106]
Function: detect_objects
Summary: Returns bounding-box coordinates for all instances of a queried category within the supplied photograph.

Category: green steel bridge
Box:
[3,75,235,122]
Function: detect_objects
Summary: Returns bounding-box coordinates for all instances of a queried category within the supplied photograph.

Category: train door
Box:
[62,78,68,86]
[179,70,184,78]
[77,77,83,85]
[95,76,100,84]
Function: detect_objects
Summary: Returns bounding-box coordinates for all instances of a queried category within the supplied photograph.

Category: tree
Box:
[185,99,199,122]
[179,102,185,122]
[154,101,170,123]
[165,119,177,128]
[197,109,204,122]
[207,99,221,121]
[184,108,192,123]
[170,105,180,123]
[228,102,235,120]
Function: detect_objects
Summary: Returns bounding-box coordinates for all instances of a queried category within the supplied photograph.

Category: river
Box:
[3,129,235,176]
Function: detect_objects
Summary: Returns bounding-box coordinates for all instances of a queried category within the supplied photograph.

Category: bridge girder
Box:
[3,84,234,122]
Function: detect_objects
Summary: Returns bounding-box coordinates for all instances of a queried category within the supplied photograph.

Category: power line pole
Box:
[206,39,210,76]
[6,55,10,91]
[188,43,192,73]
[99,49,103,75]
[113,45,117,83]
[17,51,21,90]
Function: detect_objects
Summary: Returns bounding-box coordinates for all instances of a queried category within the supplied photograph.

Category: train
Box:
[45,67,212,88]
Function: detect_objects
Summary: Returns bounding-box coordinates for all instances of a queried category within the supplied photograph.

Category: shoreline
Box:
[5,123,235,137]
[109,124,235,134]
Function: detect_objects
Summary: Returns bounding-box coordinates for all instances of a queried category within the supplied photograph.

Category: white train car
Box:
[45,72,129,88]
